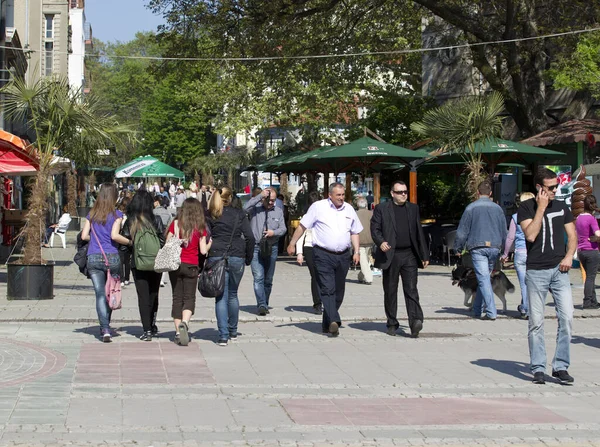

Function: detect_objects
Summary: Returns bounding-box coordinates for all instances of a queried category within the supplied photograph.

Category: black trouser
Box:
[169,263,199,319]
[119,251,131,282]
[578,249,600,306]
[132,268,162,332]
[313,246,350,331]
[382,248,423,329]
[303,247,321,307]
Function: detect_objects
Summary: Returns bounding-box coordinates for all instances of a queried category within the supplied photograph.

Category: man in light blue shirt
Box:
[244,188,287,315]
[287,183,362,337]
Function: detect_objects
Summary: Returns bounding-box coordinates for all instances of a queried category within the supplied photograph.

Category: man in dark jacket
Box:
[371,181,429,337]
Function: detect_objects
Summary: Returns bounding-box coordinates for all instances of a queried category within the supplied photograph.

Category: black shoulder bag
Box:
[198,212,240,298]
[259,208,275,259]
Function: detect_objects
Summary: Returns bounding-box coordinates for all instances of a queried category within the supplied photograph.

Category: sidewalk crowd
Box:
[75,167,597,387]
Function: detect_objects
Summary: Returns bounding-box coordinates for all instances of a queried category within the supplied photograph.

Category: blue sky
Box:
[85,0,165,43]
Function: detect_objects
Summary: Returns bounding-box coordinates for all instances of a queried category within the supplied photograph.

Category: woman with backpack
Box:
[81,183,132,343]
[206,187,254,346]
[118,197,132,287]
[122,190,166,341]
[168,198,208,346]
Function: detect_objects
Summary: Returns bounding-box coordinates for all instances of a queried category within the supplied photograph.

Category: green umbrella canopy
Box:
[308,137,429,173]
[424,138,565,166]
[115,155,185,179]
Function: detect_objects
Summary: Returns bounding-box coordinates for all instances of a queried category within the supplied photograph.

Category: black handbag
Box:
[198,213,240,298]
[259,208,275,259]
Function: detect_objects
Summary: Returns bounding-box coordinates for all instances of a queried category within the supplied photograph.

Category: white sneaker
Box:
[124,281,130,286]
[120,282,125,287]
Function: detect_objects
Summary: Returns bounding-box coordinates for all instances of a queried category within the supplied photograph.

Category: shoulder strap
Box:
[90,223,109,266]
[264,207,269,231]
[224,211,241,258]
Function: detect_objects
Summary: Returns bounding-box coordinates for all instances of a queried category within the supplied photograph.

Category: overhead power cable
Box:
[4,25,600,62]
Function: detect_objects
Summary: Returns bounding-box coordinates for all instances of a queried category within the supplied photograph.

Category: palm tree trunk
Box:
[67,170,77,215]
[22,168,51,265]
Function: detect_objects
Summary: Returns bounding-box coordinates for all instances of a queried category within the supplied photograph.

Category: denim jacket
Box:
[454,197,507,252]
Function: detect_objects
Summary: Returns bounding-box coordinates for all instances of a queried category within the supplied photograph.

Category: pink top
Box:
[575,213,599,251]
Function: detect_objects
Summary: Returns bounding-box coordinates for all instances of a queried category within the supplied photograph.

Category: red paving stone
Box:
[74,342,215,384]
[281,397,569,426]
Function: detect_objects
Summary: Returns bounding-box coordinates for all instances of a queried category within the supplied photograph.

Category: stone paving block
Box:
[121,431,184,443]
[123,398,179,427]
[67,398,123,426]
[173,399,235,427]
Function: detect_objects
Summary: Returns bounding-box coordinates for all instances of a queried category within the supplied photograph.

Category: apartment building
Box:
[12,0,69,83]
[68,0,92,93]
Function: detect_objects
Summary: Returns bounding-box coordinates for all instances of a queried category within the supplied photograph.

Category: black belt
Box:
[314,245,350,255]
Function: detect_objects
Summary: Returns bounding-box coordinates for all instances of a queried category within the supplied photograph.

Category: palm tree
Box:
[411,92,505,200]
[1,76,130,264]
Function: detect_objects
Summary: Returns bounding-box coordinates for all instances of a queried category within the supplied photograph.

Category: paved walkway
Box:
[0,231,599,447]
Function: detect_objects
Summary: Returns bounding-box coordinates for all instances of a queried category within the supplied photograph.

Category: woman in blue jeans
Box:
[81,183,132,342]
[501,192,535,319]
[206,186,255,346]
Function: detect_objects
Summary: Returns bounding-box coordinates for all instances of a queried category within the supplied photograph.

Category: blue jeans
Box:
[211,256,245,340]
[470,247,499,318]
[514,249,528,313]
[250,245,278,308]
[526,266,573,374]
[87,253,121,331]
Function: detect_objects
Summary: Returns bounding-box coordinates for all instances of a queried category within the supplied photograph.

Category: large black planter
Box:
[68,218,80,232]
[7,263,54,300]
[77,206,90,219]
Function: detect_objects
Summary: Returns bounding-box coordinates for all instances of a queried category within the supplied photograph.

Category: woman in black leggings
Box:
[122,190,165,341]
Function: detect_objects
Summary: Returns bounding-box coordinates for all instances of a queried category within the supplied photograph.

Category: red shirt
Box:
[168,221,207,265]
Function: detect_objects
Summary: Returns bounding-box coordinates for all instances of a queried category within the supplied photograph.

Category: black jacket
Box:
[371,201,429,270]
[207,206,255,265]
[74,231,89,277]
[121,215,166,270]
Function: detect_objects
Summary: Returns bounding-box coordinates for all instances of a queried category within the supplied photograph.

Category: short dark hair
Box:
[477,181,492,195]
[391,181,407,190]
[534,167,557,187]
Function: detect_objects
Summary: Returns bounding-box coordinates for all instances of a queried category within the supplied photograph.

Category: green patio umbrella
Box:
[424,138,566,168]
[115,155,185,179]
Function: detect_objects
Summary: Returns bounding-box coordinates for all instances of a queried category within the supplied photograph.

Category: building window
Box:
[45,15,54,39]
[45,42,54,76]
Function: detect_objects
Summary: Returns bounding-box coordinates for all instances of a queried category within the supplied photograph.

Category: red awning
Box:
[0,130,38,175]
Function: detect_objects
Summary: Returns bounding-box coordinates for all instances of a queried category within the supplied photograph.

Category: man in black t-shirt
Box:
[517,168,577,385]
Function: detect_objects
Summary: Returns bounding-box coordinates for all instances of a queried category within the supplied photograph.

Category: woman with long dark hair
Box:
[122,190,166,341]
[81,183,131,342]
[575,195,600,309]
[168,198,208,345]
[206,187,254,346]
[295,191,322,314]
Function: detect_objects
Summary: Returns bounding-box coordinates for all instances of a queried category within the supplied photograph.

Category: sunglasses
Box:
[392,190,408,195]
[544,184,559,191]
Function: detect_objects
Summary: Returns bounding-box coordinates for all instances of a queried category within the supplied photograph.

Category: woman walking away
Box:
[82,183,132,342]
[575,195,600,309]
[501,192,535,319]
[122,190,166,341]
[295,191,322,314]
[206,187,254,346]
[118,197,132,287]
[168,198,208,345]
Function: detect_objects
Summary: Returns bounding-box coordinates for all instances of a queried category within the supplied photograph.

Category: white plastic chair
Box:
[49,217,72,249]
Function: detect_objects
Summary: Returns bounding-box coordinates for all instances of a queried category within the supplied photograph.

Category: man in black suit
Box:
[371,181,429,337]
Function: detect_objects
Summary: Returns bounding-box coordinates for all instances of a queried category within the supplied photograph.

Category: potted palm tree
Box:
[411,92,505,200]
[1,76,129,300]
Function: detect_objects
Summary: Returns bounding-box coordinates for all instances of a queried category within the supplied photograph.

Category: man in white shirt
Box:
[287,183,362,337]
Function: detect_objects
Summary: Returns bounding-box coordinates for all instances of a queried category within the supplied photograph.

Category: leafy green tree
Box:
[149,0,600,137]
[551,32,600,98]
[411,92,505,200]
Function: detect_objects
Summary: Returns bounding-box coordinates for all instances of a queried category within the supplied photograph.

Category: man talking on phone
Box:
[518,167,576,385]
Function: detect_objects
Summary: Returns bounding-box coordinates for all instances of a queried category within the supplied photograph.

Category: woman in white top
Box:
[295,191,322,314]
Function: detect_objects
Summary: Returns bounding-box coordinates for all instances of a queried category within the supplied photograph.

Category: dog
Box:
[451,265,515,313]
